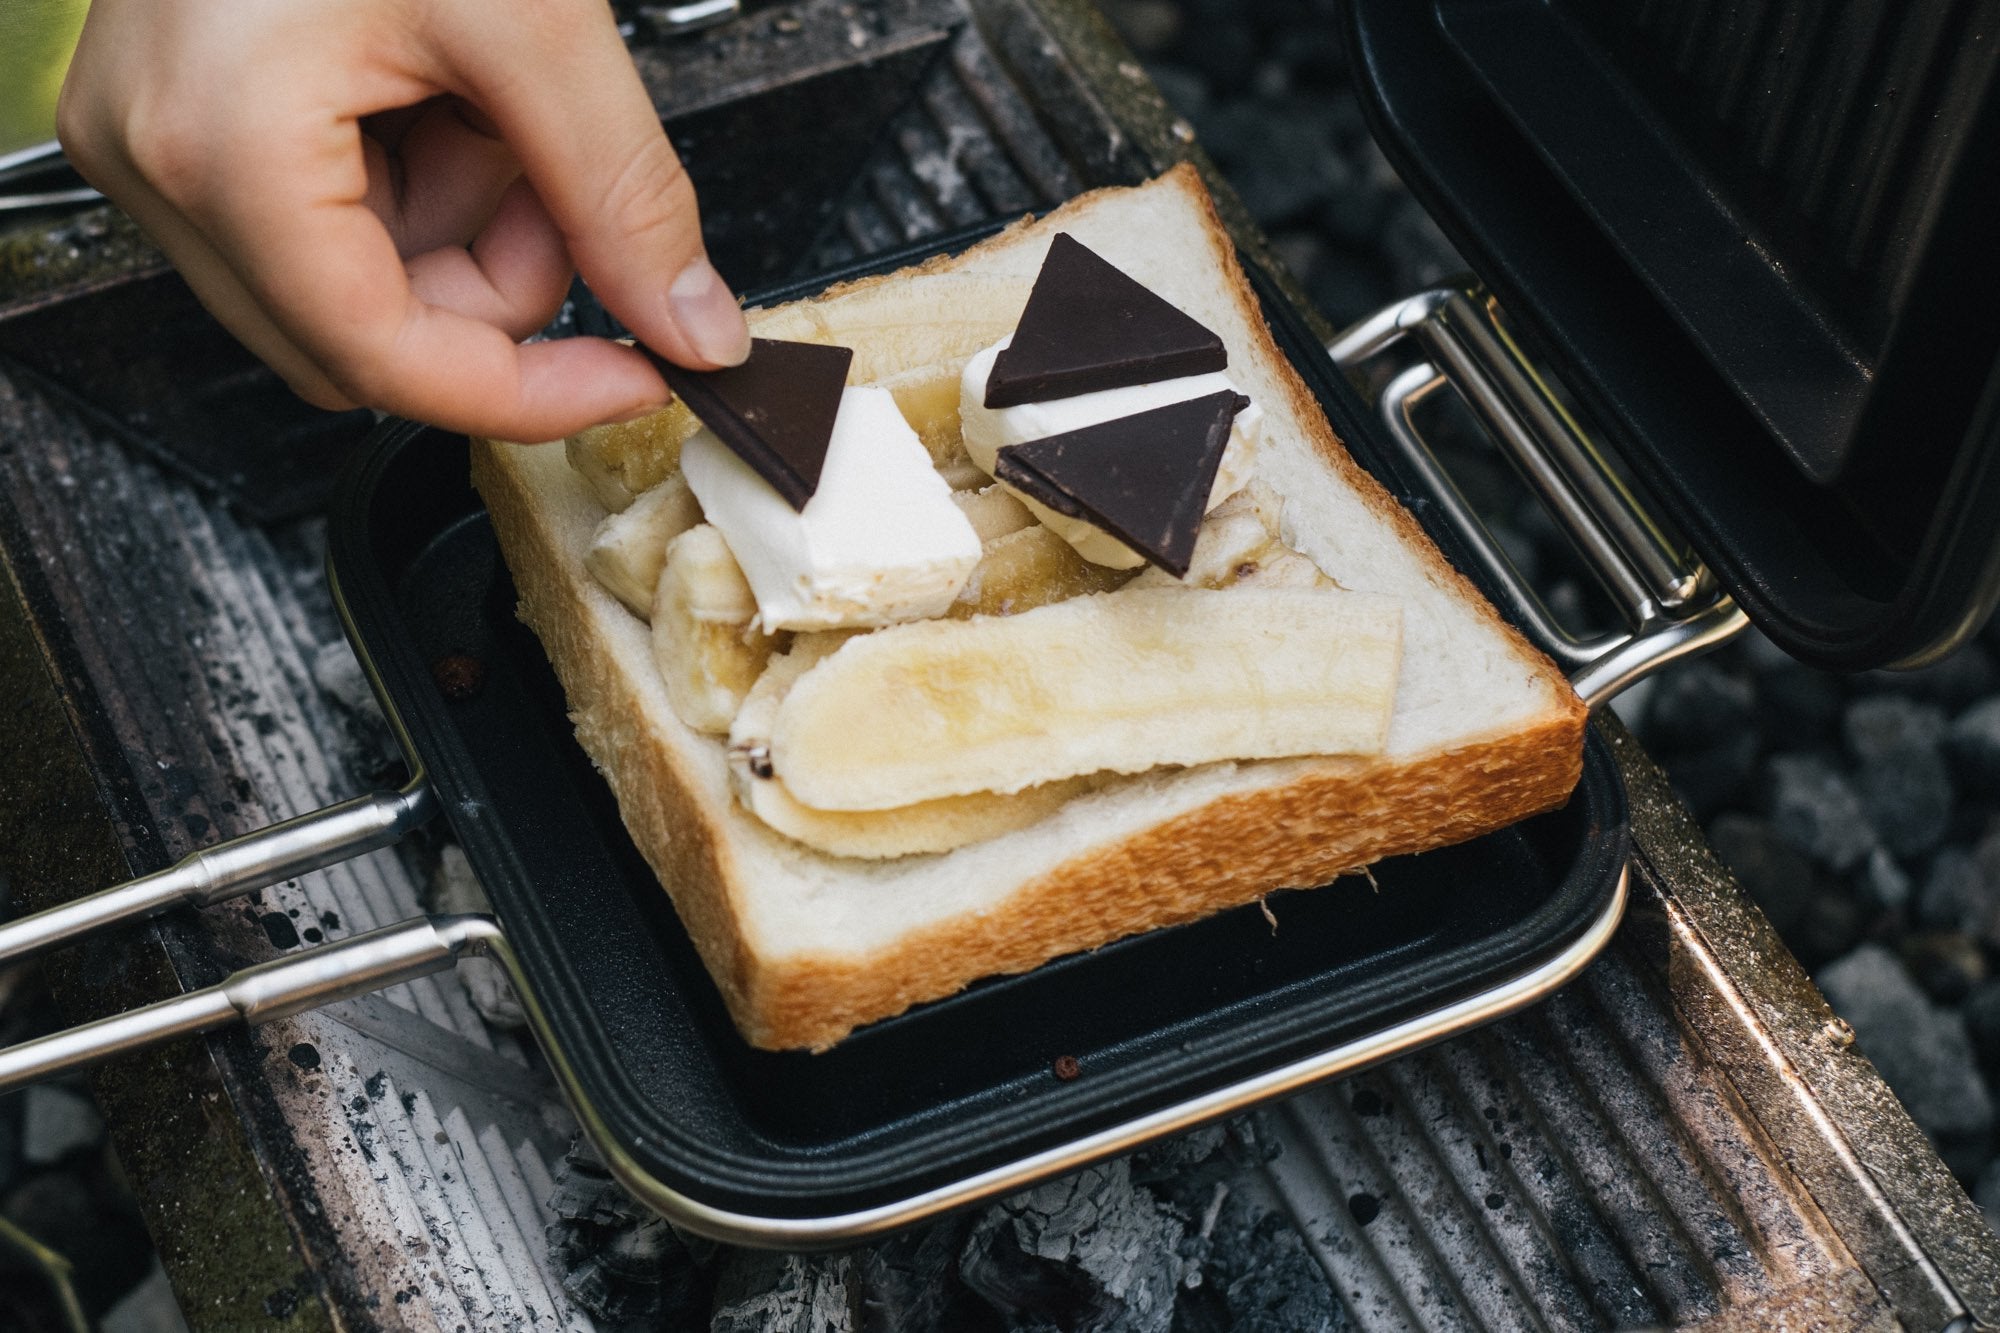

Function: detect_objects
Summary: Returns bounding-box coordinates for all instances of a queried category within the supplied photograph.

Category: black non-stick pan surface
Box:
[326,238,1628,1222]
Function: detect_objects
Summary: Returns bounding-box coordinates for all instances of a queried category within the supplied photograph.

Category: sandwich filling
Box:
[571,234,1406,858]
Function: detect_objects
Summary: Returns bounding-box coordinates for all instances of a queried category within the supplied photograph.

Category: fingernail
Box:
[668,257,751,366]
[606,397,667,425]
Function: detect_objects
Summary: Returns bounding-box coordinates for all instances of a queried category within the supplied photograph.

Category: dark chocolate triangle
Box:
[641,338,853,510]
[984,233,1228,409]
[993,390,1248,577]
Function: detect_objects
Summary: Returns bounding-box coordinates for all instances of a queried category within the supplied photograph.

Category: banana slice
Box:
[873,360,972,467]
[771,586,1404,811]
[948,524,1136,619]
[728,639,1094,857]
[1126,480,1331,591]
[566,397,705,512]
[585,472,704,617]
[748,274,1029,381]
[652,524,785,733]
[950,485,1037,543]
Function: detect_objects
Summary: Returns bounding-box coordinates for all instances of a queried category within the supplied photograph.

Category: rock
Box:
[960,1159,1184,1333]
[21,1085,103,1166]
[1948,698,2000,794]
[711,1252,856,1333]
[1916,848,1991,934]
[1899,932,1987,1004]
[1380,195,1462,292]
[1707,814,1814,936]
[1843,695,1948,763]
[1817,944,1995,1144]
[1855,747,1955,858]
[1767,753,1877,871]
[1642,663,1756,753]
[1266,231,1324,287]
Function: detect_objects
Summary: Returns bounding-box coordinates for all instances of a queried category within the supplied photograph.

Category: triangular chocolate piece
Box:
[642,338,853,510]
[993,390,1248,576]
[984,233,1228,409]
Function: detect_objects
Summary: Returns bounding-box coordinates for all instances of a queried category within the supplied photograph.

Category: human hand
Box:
[57,0,749,441]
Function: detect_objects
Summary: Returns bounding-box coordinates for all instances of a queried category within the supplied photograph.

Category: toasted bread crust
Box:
[474,165,1588,1051]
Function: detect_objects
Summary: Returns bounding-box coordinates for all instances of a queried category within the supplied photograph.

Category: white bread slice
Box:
[471,164,1587,1051]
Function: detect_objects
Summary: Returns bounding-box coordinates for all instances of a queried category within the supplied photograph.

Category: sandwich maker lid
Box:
[1340,0,2000,671]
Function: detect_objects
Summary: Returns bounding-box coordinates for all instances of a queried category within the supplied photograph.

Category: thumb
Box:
[448,1,749,369]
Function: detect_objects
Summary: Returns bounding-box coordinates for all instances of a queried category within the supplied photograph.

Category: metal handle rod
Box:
[0,779,435,970]
[0,914,492,1095]
[1419,291,1700,616]
[1331,284,1748,709]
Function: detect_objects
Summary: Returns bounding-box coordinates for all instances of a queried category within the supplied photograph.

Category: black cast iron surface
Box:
[325,241,1628,1215]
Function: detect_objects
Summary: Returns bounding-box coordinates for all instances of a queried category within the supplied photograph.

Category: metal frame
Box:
[0,278,1741,1242]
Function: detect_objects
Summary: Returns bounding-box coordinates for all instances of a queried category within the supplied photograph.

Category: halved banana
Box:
[1126,480,1334,591]
[727,638,1093,857]
[749,274,1029,382]
[948,524,1136,619]
[567,398,705,512]
[585,472,704,618]
[652,525,785,733]
[771,586,1404,811]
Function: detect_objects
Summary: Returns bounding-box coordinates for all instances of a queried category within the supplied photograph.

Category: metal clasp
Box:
[1329,284,1747,708]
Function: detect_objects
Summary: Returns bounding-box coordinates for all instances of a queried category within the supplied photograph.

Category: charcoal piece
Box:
[1948,697,2000,793]
[1855,846,1913,914]
[1855,747,1954,857]
[995,391,1244,576]
[960,1159,1184,1333]
[646,339,852,510]
[1964,981,2000,1071]
[1817,944,1995,1145]
[854,1217,991,1333]
[710,1251,856,1333]
[1706,814,1813,936]
[1640,662,1754,753]
[984,234,1226,408]
[1976,1156,2000,1236]
[1791,888,1864,971]
[1766,753,1876,872]
[1757,668,1845,750]
[1182,1185,1342,1333]
[1843,694,1948,762]
[1658,733,1759,823]
[1900,932,1987,1004]
[1,1161,157,1319]
[20,1085,103,1166]
[1916,848,1992,935]
[1862,644,1997,711]
[547,1141,715,1326]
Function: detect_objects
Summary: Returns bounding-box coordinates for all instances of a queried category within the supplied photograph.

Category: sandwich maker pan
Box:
[0,232,1704,1246]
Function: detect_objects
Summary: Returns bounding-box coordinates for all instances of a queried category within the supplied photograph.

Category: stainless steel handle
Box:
[0,914,498,1095]
[0,777,435,970]
[1329,284,1748,707]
